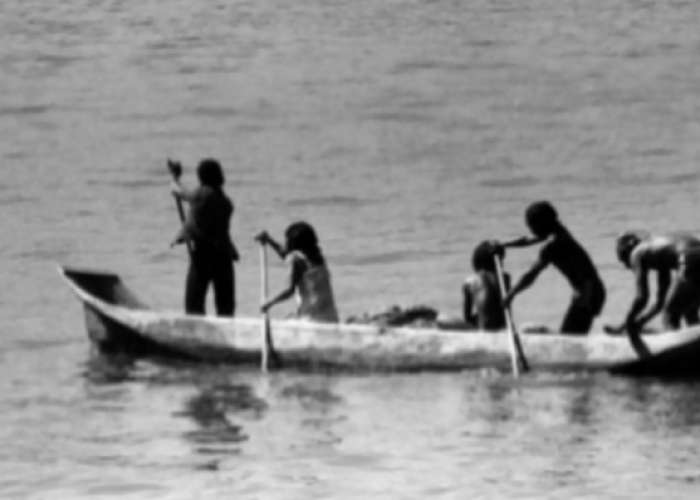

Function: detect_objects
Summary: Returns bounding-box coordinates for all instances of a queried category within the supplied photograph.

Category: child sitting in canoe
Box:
[462,240,509,331]
[256,222,339,323]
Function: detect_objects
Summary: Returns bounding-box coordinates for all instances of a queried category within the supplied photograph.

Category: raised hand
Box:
[255,231,270,245]
[489,240,506,259]
[167,159,183,180]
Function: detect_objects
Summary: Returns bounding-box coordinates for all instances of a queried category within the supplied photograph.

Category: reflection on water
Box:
[624,380,700,432]
[81,353,139,385]
[0,348,694,498]
[178,383,263,450]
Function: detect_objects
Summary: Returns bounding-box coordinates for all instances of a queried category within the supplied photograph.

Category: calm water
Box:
[3,0,700,497]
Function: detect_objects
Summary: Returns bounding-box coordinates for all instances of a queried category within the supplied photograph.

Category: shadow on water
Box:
[81,352,279,469]
[81,353,142,385]
[280,382,344,410]
[616,378,700,431]
[175,383,259,464]
[499,372,700,437]
[279,379,346,447]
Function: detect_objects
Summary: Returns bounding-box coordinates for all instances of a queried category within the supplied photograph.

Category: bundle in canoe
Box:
[58,266,700,377]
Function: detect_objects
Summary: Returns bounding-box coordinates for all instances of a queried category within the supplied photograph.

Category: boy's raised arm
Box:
[500,235,546,249]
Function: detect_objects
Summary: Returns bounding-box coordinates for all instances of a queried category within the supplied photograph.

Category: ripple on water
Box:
[478,175,541,188]
[0,193,34,207]
[6,0,700,497]
[366,110,436,125]
[0,104,53,116]
[286,195,367,209]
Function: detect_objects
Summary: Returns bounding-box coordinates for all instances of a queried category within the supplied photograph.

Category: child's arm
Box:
[255,231,286,260]
[500,235,546,249]
[171,180,197,202]
[634,268,671,329]
[462,281,476,326]
[504,259,548,306]
[261,256,305,313]
[168,160,197,202]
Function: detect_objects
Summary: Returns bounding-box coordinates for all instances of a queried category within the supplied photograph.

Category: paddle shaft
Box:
[260,244,270,372]
[494,256,529,376]
[170,177,193,257]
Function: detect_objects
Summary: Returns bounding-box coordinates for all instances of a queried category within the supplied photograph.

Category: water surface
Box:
[2,0,700,497]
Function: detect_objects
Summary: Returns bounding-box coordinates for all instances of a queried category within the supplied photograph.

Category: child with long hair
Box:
[256,221,339,323]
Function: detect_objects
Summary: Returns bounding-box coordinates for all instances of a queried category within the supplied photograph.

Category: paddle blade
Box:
[261,317,270,372]
[167,159,182,179]
[263,316,282,370]
[513,334,530,373]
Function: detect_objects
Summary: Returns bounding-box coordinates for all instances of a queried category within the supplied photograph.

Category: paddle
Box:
[167,159,193,257]
[494,255,530,376]
[259,242,282,371]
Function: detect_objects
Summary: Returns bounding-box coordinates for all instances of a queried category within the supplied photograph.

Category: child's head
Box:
[616,231,645,268]
[525,201,559,238]
[472,240,504,272]
[285,221,324,264]
[197,158,225,188]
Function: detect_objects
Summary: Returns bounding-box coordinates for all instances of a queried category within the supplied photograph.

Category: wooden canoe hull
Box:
[59,266,700,376]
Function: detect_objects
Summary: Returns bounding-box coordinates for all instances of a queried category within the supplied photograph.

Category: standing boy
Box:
[500,201,606,335]
[169,158,239,317]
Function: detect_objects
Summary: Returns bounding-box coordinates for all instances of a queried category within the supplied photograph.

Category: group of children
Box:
[464,201,606,335]
[169,158,339,323]
[464,201,700,336]
[170,159,700,336]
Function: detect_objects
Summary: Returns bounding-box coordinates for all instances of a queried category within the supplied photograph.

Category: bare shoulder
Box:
[463,273,484,291]
[285,252,310,282]
[639,236,673,257]
[630,242,653,269]
[285,251,306,267]
[667,231,700,245]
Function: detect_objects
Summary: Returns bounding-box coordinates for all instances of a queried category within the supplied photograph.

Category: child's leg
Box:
[560,300,594,335]
[212,262,235,317]
[185,260,209,315]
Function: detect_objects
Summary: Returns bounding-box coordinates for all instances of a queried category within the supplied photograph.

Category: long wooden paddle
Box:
[259,243,278,372]
[167,160,193,257]
[494,255,530,376]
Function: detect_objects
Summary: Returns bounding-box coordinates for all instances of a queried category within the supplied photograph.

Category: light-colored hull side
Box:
[61,266,700,375]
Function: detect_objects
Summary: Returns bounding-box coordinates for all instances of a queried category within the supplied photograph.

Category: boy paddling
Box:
[606,231,700,334]
[499,201,606,335]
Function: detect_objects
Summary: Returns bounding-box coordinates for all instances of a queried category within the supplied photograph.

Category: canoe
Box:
[59,265,700,376]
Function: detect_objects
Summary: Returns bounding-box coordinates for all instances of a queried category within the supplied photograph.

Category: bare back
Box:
[632,234,700,272]
[540,228,602,293]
